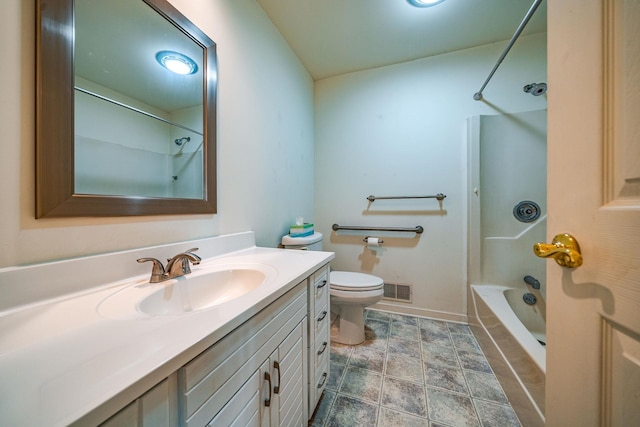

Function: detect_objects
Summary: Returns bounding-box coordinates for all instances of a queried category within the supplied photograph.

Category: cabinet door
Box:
[208,369,263,427]
[273,321,306,426]
[259,320,307,427]
[100,375,178,427]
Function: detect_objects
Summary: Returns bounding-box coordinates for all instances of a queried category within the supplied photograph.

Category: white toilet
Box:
[281,232,384,345]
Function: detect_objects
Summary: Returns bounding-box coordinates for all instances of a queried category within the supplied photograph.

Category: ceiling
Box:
[255,0,547,80]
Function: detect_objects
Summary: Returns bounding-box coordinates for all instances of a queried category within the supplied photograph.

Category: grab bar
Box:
[332,224,424,234]
[367,193,446,202]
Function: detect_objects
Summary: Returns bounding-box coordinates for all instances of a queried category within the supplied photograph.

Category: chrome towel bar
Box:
[332,224,424,234]
[366,193,446,202]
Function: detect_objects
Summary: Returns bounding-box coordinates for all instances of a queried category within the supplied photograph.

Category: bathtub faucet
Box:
[523,275,540,290]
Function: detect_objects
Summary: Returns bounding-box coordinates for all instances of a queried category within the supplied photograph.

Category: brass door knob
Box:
[534,233,583,268]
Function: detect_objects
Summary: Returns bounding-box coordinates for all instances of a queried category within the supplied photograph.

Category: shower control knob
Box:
[533,233,583,268]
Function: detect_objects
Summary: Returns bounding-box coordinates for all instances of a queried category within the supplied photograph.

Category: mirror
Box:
[36,0,217,217]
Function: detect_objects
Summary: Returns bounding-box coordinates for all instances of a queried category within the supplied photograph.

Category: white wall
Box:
[314,34,547,321]
[0,0,314,268]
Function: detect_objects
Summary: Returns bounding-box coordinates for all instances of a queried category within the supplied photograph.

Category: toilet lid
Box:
[330,271,384,291]
[281,232,323,246]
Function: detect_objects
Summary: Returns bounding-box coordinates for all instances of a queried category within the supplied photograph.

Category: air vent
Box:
[383,282,412,303]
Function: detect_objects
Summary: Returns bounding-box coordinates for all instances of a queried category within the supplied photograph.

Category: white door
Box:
[546,0,640,425]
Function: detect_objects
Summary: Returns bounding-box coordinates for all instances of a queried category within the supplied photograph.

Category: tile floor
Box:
[309,309,521,427]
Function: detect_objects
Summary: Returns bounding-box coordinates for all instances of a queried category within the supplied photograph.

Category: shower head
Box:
[523,82,547,96]
[173,139,203,157]
[174,136,191,146]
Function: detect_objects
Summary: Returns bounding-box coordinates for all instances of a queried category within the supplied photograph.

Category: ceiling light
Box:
[155,51,198,75]
[406,0,446,7]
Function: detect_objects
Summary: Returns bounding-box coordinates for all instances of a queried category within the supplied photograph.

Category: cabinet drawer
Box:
[314,356,329,397]
[312,268,329,309]
[313,303,329,336]
[314,290,328,316]
[314,322,329,368]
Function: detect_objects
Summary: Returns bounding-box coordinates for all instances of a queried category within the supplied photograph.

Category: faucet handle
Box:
[137,258,166,283]
[184,248,201,263]
[523,275,541,289]
[179,249,201,274]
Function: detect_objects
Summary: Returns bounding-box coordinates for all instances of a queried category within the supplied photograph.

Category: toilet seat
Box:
[330,271,384,292]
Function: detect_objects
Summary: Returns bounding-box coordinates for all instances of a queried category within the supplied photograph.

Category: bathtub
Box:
[471,284,546,420]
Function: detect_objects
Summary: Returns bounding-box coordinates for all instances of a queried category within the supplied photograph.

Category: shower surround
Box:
[467,110,547,427]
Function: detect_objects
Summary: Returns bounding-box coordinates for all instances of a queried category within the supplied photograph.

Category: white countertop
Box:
[0,237,333,426]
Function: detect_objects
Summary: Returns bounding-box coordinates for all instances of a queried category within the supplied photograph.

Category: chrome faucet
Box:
[138,248,201,283]
[166,248,201,277]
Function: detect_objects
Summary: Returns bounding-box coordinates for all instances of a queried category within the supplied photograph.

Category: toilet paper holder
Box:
[363,236,384,245]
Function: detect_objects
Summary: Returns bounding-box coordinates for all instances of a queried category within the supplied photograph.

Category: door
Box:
[546,0,640,426]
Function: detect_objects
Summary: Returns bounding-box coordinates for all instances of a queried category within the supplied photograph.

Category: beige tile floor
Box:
[309,309,521,427]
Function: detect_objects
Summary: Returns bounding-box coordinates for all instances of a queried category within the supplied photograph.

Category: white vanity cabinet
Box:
[75,259,334,427]
[0,233,336,427]
[307,265,330,416]
[179,281,308,426]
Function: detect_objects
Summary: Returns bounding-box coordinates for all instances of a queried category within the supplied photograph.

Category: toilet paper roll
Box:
[366,237,381,247]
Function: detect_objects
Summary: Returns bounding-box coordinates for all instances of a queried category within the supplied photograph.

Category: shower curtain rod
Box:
[75,86,204,136]
[473,0,543,101]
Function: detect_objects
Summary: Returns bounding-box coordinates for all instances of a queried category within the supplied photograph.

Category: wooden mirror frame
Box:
[36,0,217,218]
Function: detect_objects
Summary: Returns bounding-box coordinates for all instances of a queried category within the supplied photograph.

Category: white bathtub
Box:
[504,288,546,344]
[471,284,546,417]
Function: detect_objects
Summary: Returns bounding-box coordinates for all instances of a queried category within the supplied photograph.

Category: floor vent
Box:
[383,282,412,303]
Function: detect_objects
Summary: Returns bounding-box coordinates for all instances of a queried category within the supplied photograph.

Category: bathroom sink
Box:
[98,263,277,319]
[139,268,267,316]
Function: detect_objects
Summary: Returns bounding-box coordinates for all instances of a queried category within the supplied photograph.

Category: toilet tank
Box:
[281,232,323,251]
